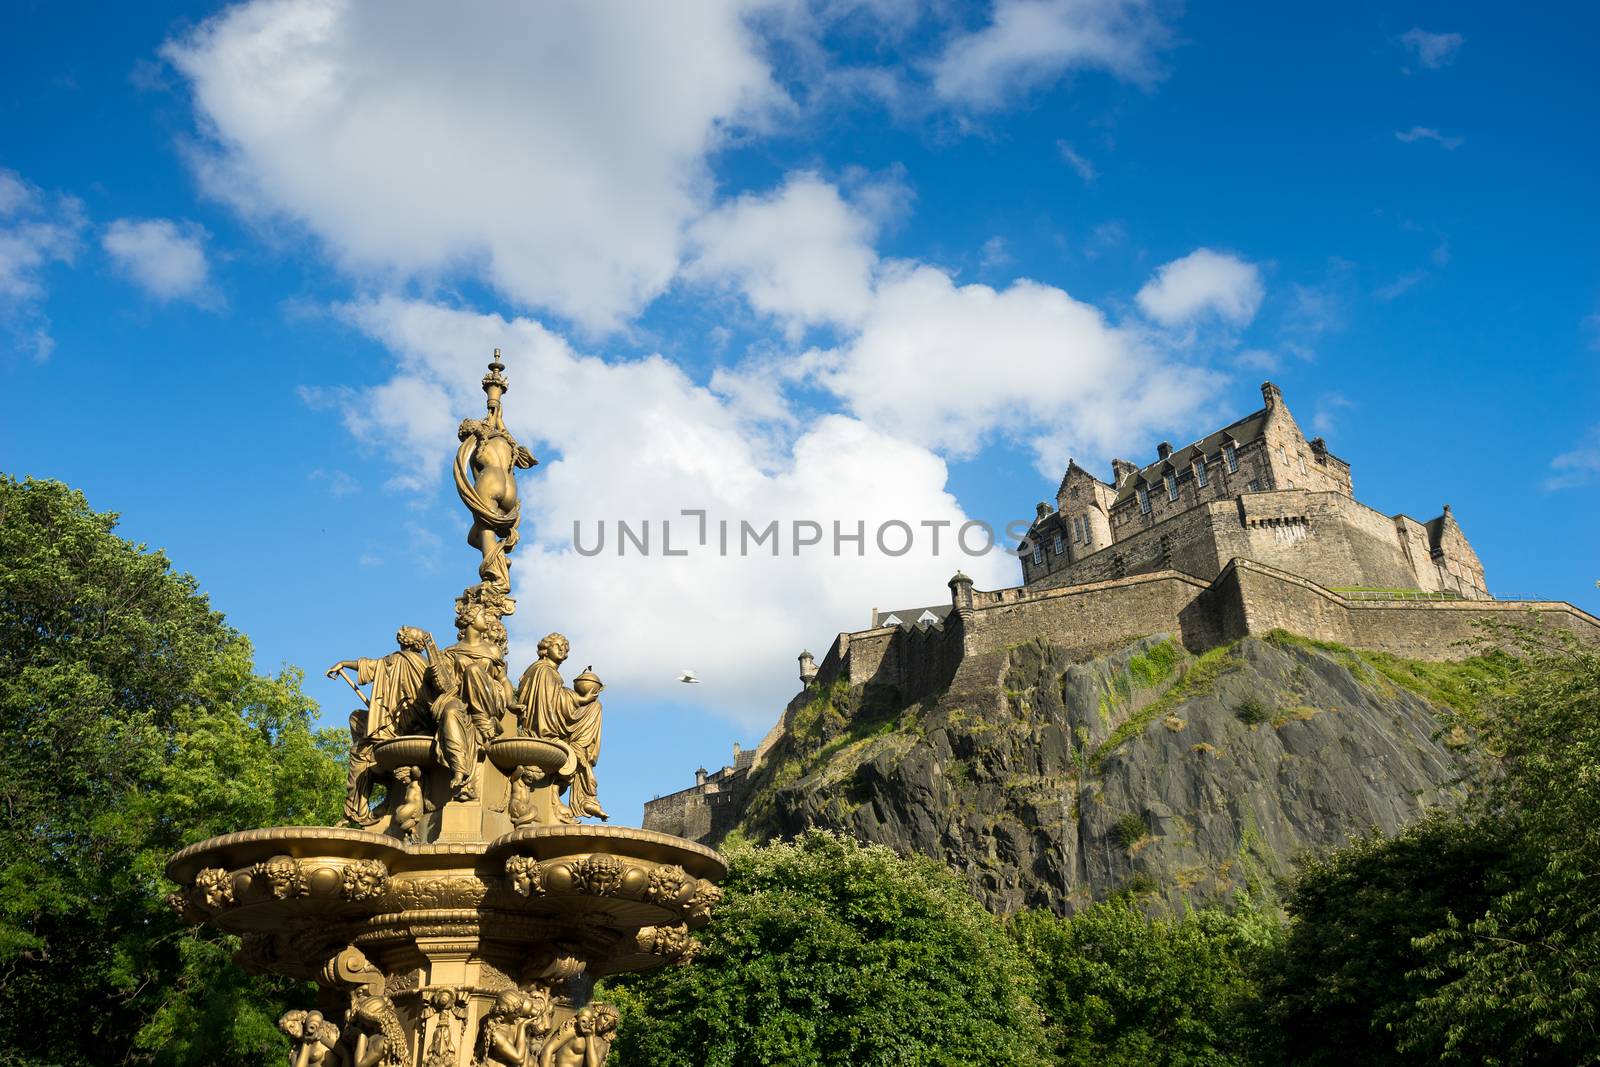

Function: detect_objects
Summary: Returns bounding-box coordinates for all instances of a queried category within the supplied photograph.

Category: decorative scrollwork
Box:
[341,859,390,902]
[390,876,488,910]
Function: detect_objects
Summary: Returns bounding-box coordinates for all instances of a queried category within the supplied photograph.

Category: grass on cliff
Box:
[1092,643,1244,768]
[1097,638,1183,724]
[1262,630,1513,717]
[732,679,914,838]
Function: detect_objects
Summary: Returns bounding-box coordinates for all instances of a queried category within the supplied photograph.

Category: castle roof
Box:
[874,604,951,630]
[1110,406,1270,506]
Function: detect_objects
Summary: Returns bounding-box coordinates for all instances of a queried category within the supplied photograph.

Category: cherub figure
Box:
[389,766,425,843]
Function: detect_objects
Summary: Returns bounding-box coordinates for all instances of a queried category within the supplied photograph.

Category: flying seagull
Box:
[676,670,701,684]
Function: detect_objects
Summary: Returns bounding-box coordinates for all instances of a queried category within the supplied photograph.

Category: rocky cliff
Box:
[725,631,1499,913]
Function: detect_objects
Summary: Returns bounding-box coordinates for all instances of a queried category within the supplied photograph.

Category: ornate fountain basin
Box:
[167,823,727,984]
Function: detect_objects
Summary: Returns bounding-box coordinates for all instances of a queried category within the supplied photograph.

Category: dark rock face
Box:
[732,635,1477,913]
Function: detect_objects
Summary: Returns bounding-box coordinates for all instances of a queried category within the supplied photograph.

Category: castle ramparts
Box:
[642,384,1598,842]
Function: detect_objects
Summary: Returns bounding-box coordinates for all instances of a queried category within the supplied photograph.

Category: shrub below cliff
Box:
[606,831,1052,1067]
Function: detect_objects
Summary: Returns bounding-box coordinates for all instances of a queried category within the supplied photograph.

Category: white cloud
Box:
[1395,126,1463,150]
[816,262,1220,470]
[932,0,1170,109]
[1544,425,1600,491]
[1399,28,1464,70]
[1056,139,1097,181]
[330,297,1015,727]
[163,0,785,333]
[1375,269,1427,302]
[683,171,882,334]
[1136,248,1264,328]
[0,169,85,359]
[102,218,214,303]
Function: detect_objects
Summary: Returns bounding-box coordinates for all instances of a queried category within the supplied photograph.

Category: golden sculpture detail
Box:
[455,350,536,598]
[329,350,609,832]
[168,350,722,1067]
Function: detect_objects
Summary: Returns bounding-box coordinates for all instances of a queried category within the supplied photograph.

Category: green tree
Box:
[606,830,1051,1067]
[1010,899,1276,1066]
[1265,622,1600,1066]
[0,476,345,1065]
[1401,626,1600,1064]
[1262,814,1513,1065]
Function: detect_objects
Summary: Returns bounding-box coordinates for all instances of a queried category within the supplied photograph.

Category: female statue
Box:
[346,996,406,1067]
[423,598,513,801]
[454,366,536,595]
[327,627,429,825]
[516,633,608,820]
[536,1005,618,1067]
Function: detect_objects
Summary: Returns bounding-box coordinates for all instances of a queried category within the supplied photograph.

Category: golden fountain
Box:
[165,351,723,1066]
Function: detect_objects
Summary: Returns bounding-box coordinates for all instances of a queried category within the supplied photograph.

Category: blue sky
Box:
[4,1,1597,824]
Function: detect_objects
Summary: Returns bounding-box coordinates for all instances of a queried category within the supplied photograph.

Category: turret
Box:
[798,650,818,685]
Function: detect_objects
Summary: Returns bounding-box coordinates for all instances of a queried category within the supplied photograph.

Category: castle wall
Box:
[1032,490,1486,600]
[1215,559,1598,659]
[968,570,1217,656]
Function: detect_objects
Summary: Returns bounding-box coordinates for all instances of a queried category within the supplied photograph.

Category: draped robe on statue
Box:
[345,650,426,824]
[517,659,605,819]
[428,643,514,790]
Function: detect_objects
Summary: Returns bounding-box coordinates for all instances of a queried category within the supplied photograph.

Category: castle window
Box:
[1298,454,1308,475]
[1224,443,1239,472]
[1194,456,1208,487]
[1053,532,1063,555]
[1078,516,1089,543]
[1032,543,1044,565]
[1165,474,1179,501]
[1246,479,1261,492]
[1276,447,1287,465]
[1138,485,1151,514]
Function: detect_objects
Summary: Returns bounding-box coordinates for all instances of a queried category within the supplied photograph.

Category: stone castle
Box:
[644,383,1598,842]
[1019,382,1486,599]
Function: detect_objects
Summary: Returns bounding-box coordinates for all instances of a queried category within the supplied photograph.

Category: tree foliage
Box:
[1011,899,1277,1066]
[606,830,1052,1067]
[1267,622,1600,1066]
[0,476,345,1065]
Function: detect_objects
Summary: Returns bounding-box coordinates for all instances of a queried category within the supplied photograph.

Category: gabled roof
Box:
[1056,458,1109,499]
[875,604,952,630]
[1110,406,1270,506]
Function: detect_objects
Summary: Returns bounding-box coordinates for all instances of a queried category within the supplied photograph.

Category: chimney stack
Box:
[1035,501,1051,519]
[1261,380,1283,408]
[1157,441,1172,460]
[1111,458,1138,486]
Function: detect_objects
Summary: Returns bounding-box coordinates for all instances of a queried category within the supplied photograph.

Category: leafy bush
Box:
[1234,696,1270,726]
[1011,900,1278,1066]
[606,831,1051,1067]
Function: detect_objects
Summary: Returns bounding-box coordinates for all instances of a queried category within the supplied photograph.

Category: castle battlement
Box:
[1020,382,1487,600]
